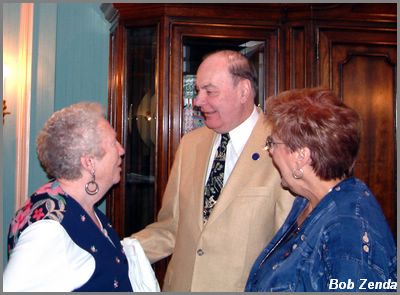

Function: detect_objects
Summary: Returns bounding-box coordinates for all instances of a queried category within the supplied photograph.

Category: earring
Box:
[85,169,99,195]
[292,168,304,179]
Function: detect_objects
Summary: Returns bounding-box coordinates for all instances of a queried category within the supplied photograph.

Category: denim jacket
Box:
[245,177,397,292]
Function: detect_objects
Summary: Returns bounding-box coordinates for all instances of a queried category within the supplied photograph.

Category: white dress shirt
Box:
[205,106,259,186]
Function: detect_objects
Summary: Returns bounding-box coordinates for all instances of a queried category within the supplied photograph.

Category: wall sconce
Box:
[3,64,11,123]
[3,100,11,123]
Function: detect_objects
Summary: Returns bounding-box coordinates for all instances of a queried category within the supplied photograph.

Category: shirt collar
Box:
[228,106,259,155]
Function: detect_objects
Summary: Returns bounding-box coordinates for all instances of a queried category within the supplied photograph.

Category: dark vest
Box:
[8,181,133,292]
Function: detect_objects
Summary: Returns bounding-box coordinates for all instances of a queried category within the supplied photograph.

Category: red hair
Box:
[266,88,361,180]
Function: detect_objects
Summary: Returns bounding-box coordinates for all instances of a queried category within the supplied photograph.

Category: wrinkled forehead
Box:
[97,118,116,137]
[200,53,229,69]
[196,56,231,85]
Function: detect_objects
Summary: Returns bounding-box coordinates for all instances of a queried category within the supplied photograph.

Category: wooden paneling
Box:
[318,27,397,233]
[286,25,307,89]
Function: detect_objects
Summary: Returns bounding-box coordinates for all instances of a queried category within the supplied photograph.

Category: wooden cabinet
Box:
[317,25,397,233]
[101,3,396,284]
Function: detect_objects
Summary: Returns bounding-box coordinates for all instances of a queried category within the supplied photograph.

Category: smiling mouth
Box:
[202,110,216,117]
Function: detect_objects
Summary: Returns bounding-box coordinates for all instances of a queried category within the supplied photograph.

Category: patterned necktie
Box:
[203,133,230,223]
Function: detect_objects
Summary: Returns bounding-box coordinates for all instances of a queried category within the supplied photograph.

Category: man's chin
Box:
[204,121,223,133]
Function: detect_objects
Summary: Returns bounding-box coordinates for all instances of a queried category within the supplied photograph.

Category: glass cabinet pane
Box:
[124,26,157,235]
[182,37,265,134]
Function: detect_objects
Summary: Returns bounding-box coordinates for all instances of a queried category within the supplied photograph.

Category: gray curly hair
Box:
[36,102,106,180]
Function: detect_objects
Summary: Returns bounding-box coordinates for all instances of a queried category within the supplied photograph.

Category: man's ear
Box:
[239,79,251,103]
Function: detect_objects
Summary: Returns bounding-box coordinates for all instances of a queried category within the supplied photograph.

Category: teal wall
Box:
[28,3,57,195]
[28,3,111,193]
[3,3,110,267]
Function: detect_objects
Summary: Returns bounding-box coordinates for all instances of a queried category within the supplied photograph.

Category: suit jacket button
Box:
[197,249,204,256]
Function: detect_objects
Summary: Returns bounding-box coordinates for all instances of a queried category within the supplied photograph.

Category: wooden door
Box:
[318,26,397,235]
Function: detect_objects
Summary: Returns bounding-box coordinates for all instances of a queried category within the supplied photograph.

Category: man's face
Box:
[194,54,246,134]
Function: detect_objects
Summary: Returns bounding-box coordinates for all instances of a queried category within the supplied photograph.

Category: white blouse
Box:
[3,219,95,292]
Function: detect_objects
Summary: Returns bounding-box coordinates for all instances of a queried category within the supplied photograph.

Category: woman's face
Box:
[267,135,297,192]
[94,119,125,191]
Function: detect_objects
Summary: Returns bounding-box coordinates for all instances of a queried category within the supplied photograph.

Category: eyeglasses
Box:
[265,135,285,151]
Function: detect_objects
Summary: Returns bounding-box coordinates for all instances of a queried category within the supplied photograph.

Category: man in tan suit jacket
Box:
[132,50,294,291]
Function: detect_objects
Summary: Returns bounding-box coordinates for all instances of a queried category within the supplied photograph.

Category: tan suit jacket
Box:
[133,113,294,291]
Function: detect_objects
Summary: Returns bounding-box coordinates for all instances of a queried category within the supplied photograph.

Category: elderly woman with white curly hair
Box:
[3,102,158,292]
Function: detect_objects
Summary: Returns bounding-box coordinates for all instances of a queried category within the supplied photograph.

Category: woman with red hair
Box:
[245,88,396,292]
